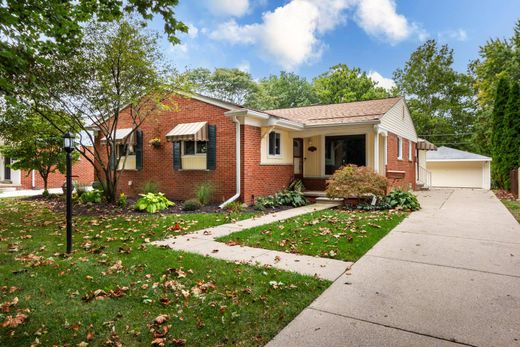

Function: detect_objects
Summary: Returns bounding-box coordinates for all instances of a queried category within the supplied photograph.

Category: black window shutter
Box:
[135,129,143,171]
[207,124,216,170]
[173,141,182,170]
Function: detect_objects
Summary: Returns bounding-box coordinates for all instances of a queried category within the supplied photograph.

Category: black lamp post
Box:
[63,132,74,254]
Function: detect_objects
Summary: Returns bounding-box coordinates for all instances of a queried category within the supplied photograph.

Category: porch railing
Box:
[417,165,432,189]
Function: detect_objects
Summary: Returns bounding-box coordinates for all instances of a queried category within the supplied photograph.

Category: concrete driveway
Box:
[267,189,520,346]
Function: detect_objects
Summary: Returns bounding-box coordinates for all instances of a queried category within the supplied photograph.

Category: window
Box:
[116,144,135,159]
[183,141,208,156]
[397,137,402,160]
[268,131,281,156]
[408,140,413,161]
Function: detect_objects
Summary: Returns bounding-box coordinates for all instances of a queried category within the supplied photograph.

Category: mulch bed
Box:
[23,195,293,216]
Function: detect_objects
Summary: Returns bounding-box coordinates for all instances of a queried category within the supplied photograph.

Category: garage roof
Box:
[426,146,491,161]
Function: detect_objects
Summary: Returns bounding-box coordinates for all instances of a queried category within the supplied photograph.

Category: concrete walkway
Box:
[0,187,63,199]
[267,189,520,347]
[154,202,351,281]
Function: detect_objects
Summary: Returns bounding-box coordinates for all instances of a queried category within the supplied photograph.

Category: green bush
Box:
[384,188,420,211]
[92,181,103,191]
[326,165,388,198]
[183,198,202,211]
[224,201,245,213]
[255,189,307,209]
[195,182,215,205]
[134,192,174,213]
[118,193,128,209]
[142,180,159,194]
[79,190,103,204]
[73,181,90,197]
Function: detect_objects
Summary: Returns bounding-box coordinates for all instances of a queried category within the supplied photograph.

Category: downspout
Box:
[31,170,35,189]
[219,115,241,208]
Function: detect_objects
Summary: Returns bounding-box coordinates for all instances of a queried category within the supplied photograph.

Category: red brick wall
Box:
[19,146,95,189]
[240,125,294,205]
[95,96,238,203]
[386,132,416,190]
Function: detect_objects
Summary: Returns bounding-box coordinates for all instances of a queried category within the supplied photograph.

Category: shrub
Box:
[92,181,103,191]
[134,193,174,213]
[79,190,103,204]
[74,181,90,197]
[326,165,387,199]
[255,189,307,209]
[224,201,245,213]
[195,182,215,205]
[142,180,159,194]
[183,198,202,211]
[118,193,128,209]
[383,188,421,211]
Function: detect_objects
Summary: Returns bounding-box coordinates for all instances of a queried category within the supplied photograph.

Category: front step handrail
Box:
[417,166,432,188]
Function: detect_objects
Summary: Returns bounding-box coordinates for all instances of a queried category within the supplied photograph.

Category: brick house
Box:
[92,93,418,206]
[0,144,95,191]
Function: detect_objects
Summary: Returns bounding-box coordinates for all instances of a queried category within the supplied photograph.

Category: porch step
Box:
[316,197,344,204]
[303,190,327,198]
[416,181,429,191]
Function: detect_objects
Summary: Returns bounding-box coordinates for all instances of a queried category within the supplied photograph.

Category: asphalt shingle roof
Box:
[264,97,402,126]
[426,146,491,161]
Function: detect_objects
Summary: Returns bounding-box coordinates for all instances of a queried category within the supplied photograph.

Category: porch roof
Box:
[264,97,402,126]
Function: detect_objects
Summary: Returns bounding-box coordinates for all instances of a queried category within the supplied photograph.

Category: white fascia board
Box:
[224,109,270,120]
[426,158,492,162]
[176,91,242,111]
[266,117,304,130]
[304,120,380,128]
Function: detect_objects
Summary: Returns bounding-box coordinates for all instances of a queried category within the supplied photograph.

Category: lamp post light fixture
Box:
[63,132,74,254]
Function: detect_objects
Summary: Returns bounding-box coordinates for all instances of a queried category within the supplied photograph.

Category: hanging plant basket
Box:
[149,138,161,148]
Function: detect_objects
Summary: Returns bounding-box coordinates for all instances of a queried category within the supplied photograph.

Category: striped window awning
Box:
[417,138,438,151]
[100,128,134,144]
[166,122,208,142]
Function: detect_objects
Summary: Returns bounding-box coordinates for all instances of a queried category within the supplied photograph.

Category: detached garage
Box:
[426,146,492,189]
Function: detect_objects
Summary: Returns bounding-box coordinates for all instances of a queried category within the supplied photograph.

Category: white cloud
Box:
[438,29,467,42]
[170,43,189,55]
[237,60,250,72]
[209,0,422,69]
[210,0,353,70]
[187,23,199,38]
[355,0,427,43]
[368,70,396,90]
[206,0,250,17]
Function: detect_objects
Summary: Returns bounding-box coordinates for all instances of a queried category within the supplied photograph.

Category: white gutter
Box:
[219,115,241,208]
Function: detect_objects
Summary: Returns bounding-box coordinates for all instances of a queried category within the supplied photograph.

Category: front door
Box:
[325,135,366,175]
[4,157,11,181]
[293,138,304,179]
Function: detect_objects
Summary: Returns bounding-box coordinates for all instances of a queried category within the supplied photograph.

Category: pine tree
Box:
[491,77,510,188]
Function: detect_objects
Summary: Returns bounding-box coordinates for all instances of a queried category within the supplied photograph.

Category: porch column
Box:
[374,127,380,173]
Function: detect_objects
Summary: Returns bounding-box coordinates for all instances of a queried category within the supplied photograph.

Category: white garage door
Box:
[427,161,488,189]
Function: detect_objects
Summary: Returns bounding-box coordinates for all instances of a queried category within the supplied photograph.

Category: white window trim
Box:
[182,140,208,157]
[397,137,403,160]
[267,131,282,158]
[408,140,413,161]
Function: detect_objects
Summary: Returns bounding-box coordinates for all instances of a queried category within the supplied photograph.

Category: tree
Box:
[491,77,510,189]
[246,72,318,110]
[312,64,390,104]
[393,40,475,151]
[0,107,78,195]
[503,81,520,186]
[0,0,187,100]
[469,20,520,155]
[184,68,258,105]
[31,20,186,202]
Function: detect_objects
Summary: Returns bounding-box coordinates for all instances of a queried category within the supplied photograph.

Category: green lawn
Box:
[217,209,408,262]
[0,199,329,346]
[501,199,520,222]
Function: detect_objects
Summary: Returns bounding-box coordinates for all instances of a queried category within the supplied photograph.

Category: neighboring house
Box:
[94,94,418,205]
[424,146,491,189]
[0,141,95,191]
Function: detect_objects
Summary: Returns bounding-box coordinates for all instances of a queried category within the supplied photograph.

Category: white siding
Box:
[379,99,418,142]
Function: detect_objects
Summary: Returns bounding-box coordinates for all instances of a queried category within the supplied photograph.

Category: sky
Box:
[149,0,520,89]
